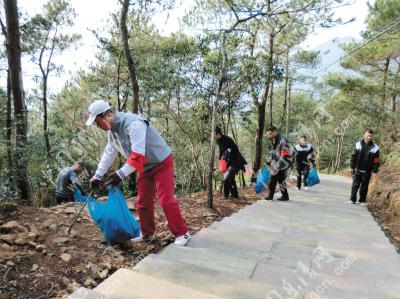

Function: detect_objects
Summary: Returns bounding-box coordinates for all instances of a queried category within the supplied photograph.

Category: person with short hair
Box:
[349,129,380,206]
[293,136,316,190]
[214,126,247,200]
[264,125,291,201]
[55,161,85,204]
[86,100,190,246]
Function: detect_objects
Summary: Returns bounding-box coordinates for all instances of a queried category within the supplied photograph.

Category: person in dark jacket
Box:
[55,161,85,204]
[214,127,247,199]
[349,129,380,206]
[293,136,316,190]
[265,125,291,201]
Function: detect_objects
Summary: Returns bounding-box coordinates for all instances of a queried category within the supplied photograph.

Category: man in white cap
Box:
[86,100,190,246]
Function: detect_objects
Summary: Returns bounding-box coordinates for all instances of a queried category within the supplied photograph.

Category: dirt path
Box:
[0,186,265,299]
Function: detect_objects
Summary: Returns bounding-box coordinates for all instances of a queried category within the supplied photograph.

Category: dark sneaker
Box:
[264,196,273,201]
[277,197,289,201]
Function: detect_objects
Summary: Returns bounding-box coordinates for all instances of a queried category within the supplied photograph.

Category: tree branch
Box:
[0,16,7,38]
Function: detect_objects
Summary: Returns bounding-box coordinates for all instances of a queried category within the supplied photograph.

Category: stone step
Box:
[89,268,222,299]
[134,253,299,299]
[158,245,257,278]
[221,214,286,233]
[303,265,400,299]
[68,287,101,299]
[187,231,316,269]
[209,221,318,248]
[187,229,274,263]
[245,201,301,216]
[70,174,400,299]
[205,219,284,240]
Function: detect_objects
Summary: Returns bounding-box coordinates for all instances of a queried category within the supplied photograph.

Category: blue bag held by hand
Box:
[74,189,87,203]
[255,167,270,194]
[306,168,320,187]
[76,187,140,245]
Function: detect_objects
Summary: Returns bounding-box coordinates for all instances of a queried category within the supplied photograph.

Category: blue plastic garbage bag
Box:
[255,167,270,194]
[306,168,320,187]
[74,187,141,245]
[74,189,87,203]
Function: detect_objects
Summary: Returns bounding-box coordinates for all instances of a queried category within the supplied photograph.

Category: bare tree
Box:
[23,0,80,158]
[120,0,140,114]
[0,18,14,189]
[4,0,30,200]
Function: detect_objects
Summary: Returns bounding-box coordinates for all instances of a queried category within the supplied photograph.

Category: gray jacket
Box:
[94,112,171,178]
[55,167,81,197]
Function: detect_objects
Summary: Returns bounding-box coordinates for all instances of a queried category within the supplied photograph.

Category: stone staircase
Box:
[69,174,400,299]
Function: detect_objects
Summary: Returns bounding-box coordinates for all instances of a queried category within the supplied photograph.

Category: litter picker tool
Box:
[67,190,92,235]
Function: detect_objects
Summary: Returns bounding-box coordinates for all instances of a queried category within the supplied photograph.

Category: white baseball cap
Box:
[85,100,112,126]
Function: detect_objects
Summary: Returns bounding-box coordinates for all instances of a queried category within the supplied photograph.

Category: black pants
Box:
[350,172,371,203]
[296,165,310,189]
[56,194,74,204]
[267,170,288,200]
[223,167,238,199]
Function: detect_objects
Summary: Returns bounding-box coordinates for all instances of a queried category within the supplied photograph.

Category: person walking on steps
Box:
[214,127,247,200]
[85,100,190,246]
[293,136,316,190]
[264,125,291,201]
[349,129,380,206]
[55,161,86,204]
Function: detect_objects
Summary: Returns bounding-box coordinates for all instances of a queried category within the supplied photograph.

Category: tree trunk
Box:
[120,0,140,194]
[334,134,344,172]
[5,0,30,200]
[269,78,274,125]
[146,98,151,120]
[121,0,139,114]
[6,70,13,188]
[116,53,122,111]
[286,79,292,137]
[190,143,205,191]
[392,65,399,112]
[188,170,194,194]
[207,31,227,209]
[252,32,274,174]
[253,102,266,173]
[381,57,390,107]
[283,49,290,136]
[327,157,333,174]
[42,76,51,157]
[240,171,246,187]
[334,135,339,172]
[165,97,170,142]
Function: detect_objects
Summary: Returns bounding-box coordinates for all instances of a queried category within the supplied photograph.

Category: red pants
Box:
[137,154,188,237]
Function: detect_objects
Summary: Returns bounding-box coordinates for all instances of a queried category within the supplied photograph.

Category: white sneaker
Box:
[130,234,156,243]
[304,187,309,190]
[174,232,191,246]
[348,200,356,204]
[359,202,366,207]
[295,187,300,190]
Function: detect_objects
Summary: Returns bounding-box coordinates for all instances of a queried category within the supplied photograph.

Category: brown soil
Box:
[0,186,267,299]
[367,166,400,251]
